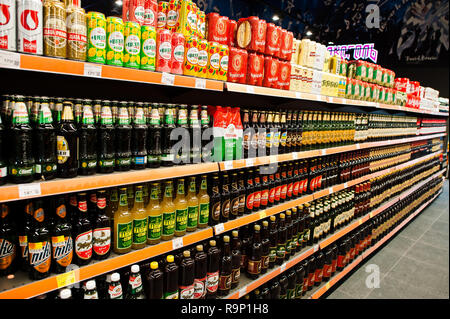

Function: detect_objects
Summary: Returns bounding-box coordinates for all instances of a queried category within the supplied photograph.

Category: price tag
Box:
[195,78,206,89]
[161,72,175,86]
[246,86,255,94]
[292,153,299,160]
[358,219,362,225]
[342,99,348,105]
[18,183,41,198]
[314,244,319,252]
[245,158,255,167]
[295,92,301,99]
[214,223,225,235]
[0,51,20,69]
[83,63,102,78]
[344,182,348,188]
[259,211,267,219]
[321,149,327,156]
[328,187,333,194]
[280,262,287,272]
[326,282,331,290]
[172,237,183,250]
[356,144,361,150]
[223,160,234,170]
[56,270,76,288]
[315,94,321,101]
[369,212,373,218]
[238,287,247,298]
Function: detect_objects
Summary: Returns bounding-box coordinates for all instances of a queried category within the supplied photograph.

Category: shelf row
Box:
[0,133,445,203]
[0,150,443,299]
[223,170,445,299]
[1,52,449,117]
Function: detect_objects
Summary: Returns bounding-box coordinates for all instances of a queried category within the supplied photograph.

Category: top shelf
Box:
[0,51,448,117]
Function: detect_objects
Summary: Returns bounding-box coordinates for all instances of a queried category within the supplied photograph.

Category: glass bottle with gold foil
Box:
[28,200,51,280]
[113,188,133,254]
[197,175,210,228]
[186,177,199,232]
[132,185,148,250]
[161,181,176,241]
[147,182,162,245]
[57,101,78,178]
[174,179,188,237]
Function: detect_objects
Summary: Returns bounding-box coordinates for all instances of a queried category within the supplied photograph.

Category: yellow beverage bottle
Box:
[132,185,148,250]
[127,184,134,210]
[174,179,188,237]
[197,175,210,228]
[186,176,199,232]
[107,187,118,245]
[161,181,176,241]
[114,187,133,254]
[147,182,163,245]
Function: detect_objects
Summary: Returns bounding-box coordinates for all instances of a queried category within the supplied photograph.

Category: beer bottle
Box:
[0,203,17,276]
[0,115,6,186]
[229,173,240,220]
[218,235,232,296]
[270,279,281,299]
[127,264,146,299]
[131,185,148,250]
[164,255,179,299]
[179,250,195,299]
[84,280,99,299]
[189,105,201,164]
[230,230,241,289]
[147,183,162,245]
[28,200,51,280]
[276,213,287,265]
[244,169,254,214]
[50,197,73,274]
[268,216,278,269]
[249,110,259,158]
[285,110,293,153]
[294,264,305,299]
[108,272,123,299]
[92,99,102,126]
[242,109,251,159]
[146,261,164,299]
[200,105,212,162]
[237,170,246,216]
[9,95,35,183]
[286,268,297,299]
[257,111,267,157]
[161,104,176,167]
[260,168,269,210]
[268,173,276,207]
[273,112,281,155]
[34,97,57,181]
[240,225,251,271]
[131,102,148,169]
[280,111,287,154]
[209,174,221,226]
[247,224,262,280]
[206,240,220,299]
[87,192,97,226]
[113,188,133,254]
[93,190,111,260]
[176,104,189,164]
[197,175,210,228]
[186,177,199,232]
[285,210,293,259]
[97,102,115,173]
[56,101,78,179]
[147,103,162,168]
[220,173,231,223]
[265,111,274,156]
[115,101,132,171]
[174,179,188,237]
[279,274,288,299]
[261,220,270,274]
[252,168,262,212]
[161,181,176,241]
[78,100,97,175]
[194,245,207,299]
[107,188,118,239]
[73,193,93,266]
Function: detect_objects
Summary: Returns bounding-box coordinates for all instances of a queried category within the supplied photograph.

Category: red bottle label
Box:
[206,271,219,293]
[93,227,111,256]
[253,191,261,208]
[75,230,93,260]
[246,193,254,210]
[194,277,206,299]
[261,189,269,206]
[287,182,293,198]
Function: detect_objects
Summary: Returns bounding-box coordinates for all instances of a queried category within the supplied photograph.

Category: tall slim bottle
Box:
[147,183,162,245]
[92,190,111,260]
[147,103,162,168]
[174,179,188,237]
[131,185,148,250]
[78,101,97,175]
[115,102,132,171]
[161,181,176,241]
[97,102,115,173]
[113,188,133,254]
[131,103,148,169]
[57,101,78,178]
[186,177,199,232]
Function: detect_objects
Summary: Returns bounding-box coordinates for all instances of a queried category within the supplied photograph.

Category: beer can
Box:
[183,35,198,76]
[144,0,157,27]
[66,5,87,61]
[171,32,185,74]
[246,52,264,86]
[206,13,228,45]
[128,0,146,26]
[43,0,67,58]
[123,21,141,68]
[156,28,172,72]
[196,9,205,39]
[280,30,293,61]
[263,56,279,88]
[277,60,291,90]
[227,47,247,83]
[206,41,220,80]
[264,22,280,57]
[122,0,130,22]
[166,0,180,32]
[0,0,16,51]
[140,25,156,71]
[106,16,124,66]
[248,16,266,53]
[177,0,197,37]
[87,11,106,64]
[17,0,43,55]
[227,19,237,47]
[196,38,208,78]
[217,43,229,81]
[157,1,168,30]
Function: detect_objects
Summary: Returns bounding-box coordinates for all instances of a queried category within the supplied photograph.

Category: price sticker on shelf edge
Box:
[326,282,331,290]
[238,287,247,298]
[172,237,184,250]
[295,92,301,99]
[259,211,267,219]
[56,270,77,288]
[292,153,299,160]
[321,149,326,156]
[245,158,254,167]
[18,183,41,198]
[84,63,102,78]
[0,50,20,69]
[280,262,287,272]
[161,72,175,86]
[246,86,255,94]
[195,78,206,89]
[214,223,225,235]
[314,244,319,252]
[223,160,233,170]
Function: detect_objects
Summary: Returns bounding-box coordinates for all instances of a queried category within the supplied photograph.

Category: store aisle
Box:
[327,179,449,299]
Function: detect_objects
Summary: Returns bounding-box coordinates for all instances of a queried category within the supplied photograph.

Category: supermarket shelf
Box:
[309,188,443,299]
[0,162,219,203]
[0,51,223,91]
[0,227,213,299]
[218,133,446,171]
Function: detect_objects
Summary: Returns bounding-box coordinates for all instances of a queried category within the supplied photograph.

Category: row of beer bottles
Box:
[0,95,212,185]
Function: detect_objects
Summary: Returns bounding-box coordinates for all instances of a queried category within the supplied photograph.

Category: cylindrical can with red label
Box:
[66,4,87,61]
[171,32,185,74]
[263,56,278,88]
[227,47,247,83]
[280,30,293,61]
[246,52,264,86]
[217,43,229,81]
[206,13,228,45]
[144,0,157,27]
[277,60,291,90]
[273,26,282,58]
[0,0,16,51]
[196,38,208,78]
[196,9,205,39]
[394,77,409,93]
[166,0,179,32]
[227,19,237,47]
[17,0,43,55]
[156,28,172,72]
[207,41,220,80]
[157,1,168,30]
[43,0,67,59]
[183,35,198,76]
[409,81,420,96]
[250,16,266,53]
[264,23,280,57]
[128,0,146,26]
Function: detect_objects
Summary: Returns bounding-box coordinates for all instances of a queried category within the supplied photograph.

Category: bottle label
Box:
[269,247,277,263]
[260,189,269,206]
[51,235,73,267]
[116,222,132,250]
[116,158,131,167]
[211,202,220,222]
[253,191,261,208]
[56,136,71,164]
[275,185,281,201]
[129,273,143,290]
[179,284,195,299]
[75,230,93,260]
[0,239,16,270]
[206,271,219,293]
[19,236,28,260]
[93,227,111,256]
[218,274,232,291]
[108,284,123,299]
[194,277,206,299]
[187,206,199,229]
[199,203,209,225]
[175,208,188,232]
[231,267,240,284]
[245,193,254,210]
[261,255,269,269]
[247,260,262,275]
[269,187,275,203]
[28,241,51,273]
[276,244,286,259]
[99,159,115,167]
[9,165,34,177]
[162,210,175,236]
[221,199,230,219]
[148,214,162,240]
[238,194,245,213]
[164,291,179,299]
[133,218,148,245]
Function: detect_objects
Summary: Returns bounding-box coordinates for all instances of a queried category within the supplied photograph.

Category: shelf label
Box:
[56,270,76,288]
[161,72,175,86]
[259,211,267,219]
[0,51,20,69]
[280,262,287,272]
[358,219,363,225]
[326,282,331,290]
[238,287,247,298]
[342,99,348,105]
[292,153,299,160]
[214,223,225,235]
[195,78,206,89]
[295,92,301,99]
[83,63,102,78]
[18,183,41,198]
[344,182,348,188]
[246,86,255,94]
[245,158,255,167]
[328,187,333,194]
[321,149,327,156]
[172,237,183,250]
[356,144,361,150]
[269,155,277,163]
[314,244,319,252]
[223,160,233,170]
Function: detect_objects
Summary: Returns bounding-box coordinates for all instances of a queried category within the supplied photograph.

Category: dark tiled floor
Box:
[327,179,449,299]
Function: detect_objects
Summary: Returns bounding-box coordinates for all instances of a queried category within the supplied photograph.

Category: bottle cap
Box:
[209,240,216,246]
[280,213,285,219]
[131,265,140,273]
[232,230,238,237]
[183,250,190,257]
[59,288,72,299]
[196,245,203,252]
[223,236,230,243]
[270,216,276,221]
[86,280,96,290]
[254,225,260,231]
[286,210,292,216]
[111,273,120,282]
[167,255,174,263]
[262,221,268,227]
[150,261,159,270]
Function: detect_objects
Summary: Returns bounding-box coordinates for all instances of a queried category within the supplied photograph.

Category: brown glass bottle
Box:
[206,240,220,299]
[230,230,241,289]
[218,236,232,296]
[247,224,262,280]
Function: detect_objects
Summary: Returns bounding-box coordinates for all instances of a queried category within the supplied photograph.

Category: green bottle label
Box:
[119,194,128,206]
[175,208,188,232]
[116,158,131,166]
[132,218,147,245]
[38,104,53,124]
[164,110,174,125]
[99,159,115,167]
[187,206,198,229]
[12,102,30,124]
[165,185,173,198]
[134,108,146,125]
[295,283,303,299]
[9,165,34,177]
[150,187,159,200]
[118,107,130,125]
[164,291,179,299]
[269,247,277,263]
[82,106,94,125]
[276,243,286,258]
[135,190,143,202]
[148,214,162,240]
[162,210,175,236]
[116,222,132,250]
[198,203,209,225]
[287,289,295,299]
[100,107,113,125]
